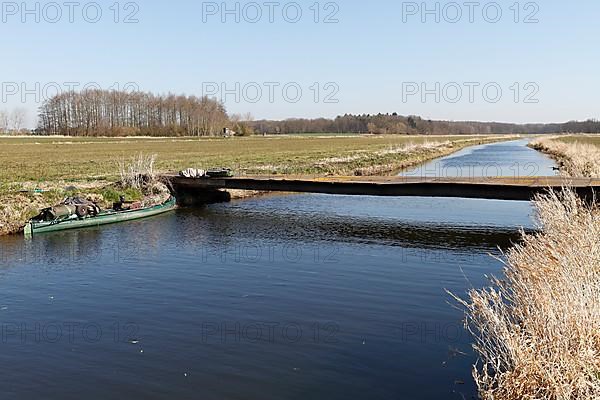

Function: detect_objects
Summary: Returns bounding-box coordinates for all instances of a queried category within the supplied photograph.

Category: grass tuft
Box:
[117,153,157,190]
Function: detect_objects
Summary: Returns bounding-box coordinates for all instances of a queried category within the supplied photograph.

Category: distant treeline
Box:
[37,90,228,136]
[35,90,600,136]
[250,114,600,135]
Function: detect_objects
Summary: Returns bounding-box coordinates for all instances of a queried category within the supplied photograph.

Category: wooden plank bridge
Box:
[164,175,600,203]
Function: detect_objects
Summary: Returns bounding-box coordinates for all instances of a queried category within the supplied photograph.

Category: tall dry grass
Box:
[0,193,62,236]
[530,137,600,177]
[0,199,33,236]
[117,153,172,206]
[461,138,600,398]
[117,153,157,190]
[458,189,600,399]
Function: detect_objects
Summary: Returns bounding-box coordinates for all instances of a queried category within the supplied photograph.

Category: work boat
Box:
[24,196,176,237]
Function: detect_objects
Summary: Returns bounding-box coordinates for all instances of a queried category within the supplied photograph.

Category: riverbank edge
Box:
[529,136,600,177]
[528,136,568,169]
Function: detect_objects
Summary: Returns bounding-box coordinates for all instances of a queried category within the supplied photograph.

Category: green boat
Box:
[24,197,177,237]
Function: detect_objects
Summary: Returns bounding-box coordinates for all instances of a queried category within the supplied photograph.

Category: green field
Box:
[0,134,507,187]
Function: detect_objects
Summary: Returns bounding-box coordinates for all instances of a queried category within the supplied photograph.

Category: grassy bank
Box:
[530,135,600,177]
[462,137,600,399]
[0,134,513,235]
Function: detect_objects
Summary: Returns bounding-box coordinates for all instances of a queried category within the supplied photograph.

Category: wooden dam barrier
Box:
[163,175,600,205]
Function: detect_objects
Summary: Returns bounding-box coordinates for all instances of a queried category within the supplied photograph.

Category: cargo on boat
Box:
[24,197,176,237]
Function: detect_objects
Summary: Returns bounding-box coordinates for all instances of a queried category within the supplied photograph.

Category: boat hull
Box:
[24,198,176,237]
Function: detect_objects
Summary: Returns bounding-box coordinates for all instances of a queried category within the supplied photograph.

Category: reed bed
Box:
[461,136,600,399]
[530,137,600,177]
[459,190,600,399]
[118,152,157,190]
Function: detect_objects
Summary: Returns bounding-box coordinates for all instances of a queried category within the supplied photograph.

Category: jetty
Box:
[164,175,600,203]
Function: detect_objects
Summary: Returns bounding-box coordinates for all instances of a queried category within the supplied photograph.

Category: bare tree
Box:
[10,108,27,132]
[0,110,8,134]
[243,112,254,122]
[37,89,229,137]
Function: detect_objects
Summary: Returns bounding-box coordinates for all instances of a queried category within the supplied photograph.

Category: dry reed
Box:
[0,193,59,235]
[117,153,157,190]
[460,138,600,398]
[458,189,600,399]
[530,137,600,177]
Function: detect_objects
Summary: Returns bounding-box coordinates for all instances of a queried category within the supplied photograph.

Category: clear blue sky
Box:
[1,0,599,127]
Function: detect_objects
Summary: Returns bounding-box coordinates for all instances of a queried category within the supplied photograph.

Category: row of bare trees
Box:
[0,108,27,134]
[37,90,229,136]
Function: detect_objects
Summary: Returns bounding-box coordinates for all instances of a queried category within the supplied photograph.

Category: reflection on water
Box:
[0,140,556,400]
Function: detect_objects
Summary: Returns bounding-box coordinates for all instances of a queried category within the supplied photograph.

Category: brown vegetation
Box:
[0,192,62,236]
[118,153,157,190]
[530,137,600,177]
[458,190,600,399]
[461,138,600,399]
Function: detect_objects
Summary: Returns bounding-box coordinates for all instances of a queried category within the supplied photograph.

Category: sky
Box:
[1,0,599,128]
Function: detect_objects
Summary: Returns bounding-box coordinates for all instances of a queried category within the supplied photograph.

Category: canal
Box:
[0,139,556,399]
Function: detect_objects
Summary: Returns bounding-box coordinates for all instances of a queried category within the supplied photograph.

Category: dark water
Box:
[0,140,555,399]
